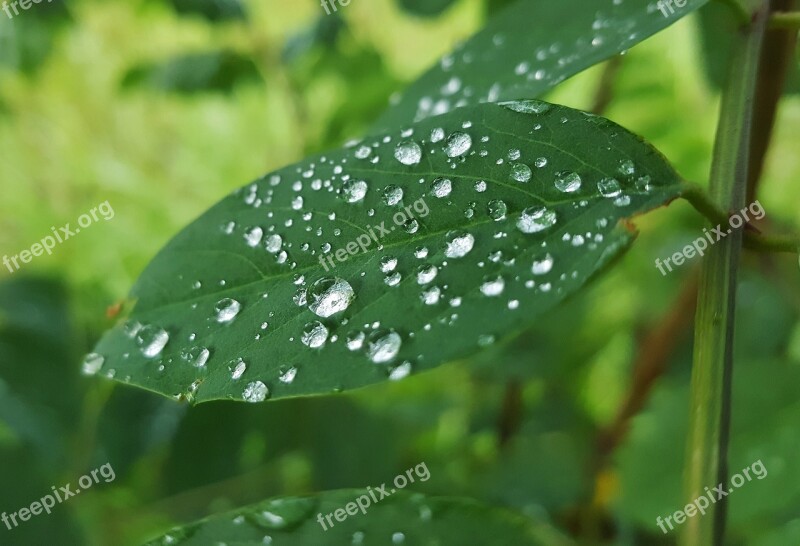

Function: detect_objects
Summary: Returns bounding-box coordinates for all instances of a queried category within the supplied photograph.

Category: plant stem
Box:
[679,3,770,546]
[680,182,800,254]
[770,11,800,27]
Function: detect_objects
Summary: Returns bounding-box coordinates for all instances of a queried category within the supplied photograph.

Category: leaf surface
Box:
[372,0,708,131]
[91,100,682,403]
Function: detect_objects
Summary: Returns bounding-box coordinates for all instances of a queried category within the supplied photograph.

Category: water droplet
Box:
[517,207,557,233]
[487,199,508,221]
[480,276,505,296]
[614,194,631,207]
[265,234,283,253]
[229,358,248,380]
[383,185,404,206]
[346,330,365,351]
[136,325,169,358]
[619,159,635,176]
[555,171,582,193]
[445,132,472,157]
[355,145,372,159]
[308,277,355,318]
[430,127,445,142]
[416,264,438,285]
[392,532,406,544]
[243,381,269,403]
[342,180,369,203]
[510,163,532,183]
[384,272,402,286]
[389,361,412,380]
[534,157,548,168]
[181,346,210,368]
[81,353,104,376]
[394,140,422,165]
[474,180,487,192]
[302,321,329,348]
[248,497,317,530]
[403,219,420,234]
[420,286,442,305]
[414,246,429,259]
[597,178,622,197]
[431,177,452,198]
[244,227,263,247]
[501,99,552,114]
[279,367,298,384]
[214,298,242,323]
[366,330,402,363]
[531,253,554,275]
[444,230,475,258]
[380,256,398,273]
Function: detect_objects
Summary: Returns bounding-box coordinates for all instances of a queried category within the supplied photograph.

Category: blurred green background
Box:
[1,0,799,544]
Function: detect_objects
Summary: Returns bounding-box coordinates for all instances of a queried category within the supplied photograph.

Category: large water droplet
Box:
[366,330,402,364]
[302,321,329,348]
[445,131,472,157]
[214,298,242,323]
[487,199,508,221]
[308,277,355,318]
[431,177,452,198]
[243,381,269,403]
[517,207,557,234]
[342,180,369,203]
[383,185,404,206]
[510,163,532,183]
[244,227,263,247]
[444,230,475,258]
[136,325,169,358]
[394,140,422,165]
[555,171,582,193]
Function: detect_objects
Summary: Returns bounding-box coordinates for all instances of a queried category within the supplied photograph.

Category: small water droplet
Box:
[431,177,452,198]
[444,230,475,258]
[346,330,365,351]
[597,178,622,197]
[81,353,104,376]
[265,234,283,253]
[532,253,554,275]
[487,199,508,221]
[416,264,438,285]
[302,321,329,348]
[445,132,472,157]
[214,298,242,323]
[383,185,404,206]
[480,276,505,296]
[228,357,247,380]
[342,180,369,203]
[136,325,169,358]
[510,163,532,183]
[244,227,263,247]
[243,381,269,403]
[380,256,398,273]
[279,367,298,384]
[394,140,422,165]
[181,346,210,368]
[366,330,402,363]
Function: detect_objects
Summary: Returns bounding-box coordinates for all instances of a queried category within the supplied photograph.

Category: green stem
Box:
[679,4,770,546]
[770,11,800,27]
[680,182,800,254]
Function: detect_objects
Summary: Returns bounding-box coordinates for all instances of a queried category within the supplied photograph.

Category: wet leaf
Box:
[91,99,682,403]
[372,0,708,131]
[142,490,568,545]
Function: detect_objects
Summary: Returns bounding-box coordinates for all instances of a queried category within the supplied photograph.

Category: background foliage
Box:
[0,0,799,544]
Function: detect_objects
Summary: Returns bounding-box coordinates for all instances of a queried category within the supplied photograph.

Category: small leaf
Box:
[142,490,567,545]
[372,0,708,131]
[396,0,459,18]
[121,50,261,94]
[91,100,682,403]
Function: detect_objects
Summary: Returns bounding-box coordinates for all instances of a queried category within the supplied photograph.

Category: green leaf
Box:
[0,0,71,75]
[90,99,682,404]
[372,0,708,132]
[396,0,459,18]
[142,490,566,545]
[121,50,261,95]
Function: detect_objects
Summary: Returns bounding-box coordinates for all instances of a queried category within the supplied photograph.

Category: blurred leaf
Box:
[697,0,800,93]
[143,490,565,545]
[372,0,708,132]
[0,0,71,75]
[121,50,261,94]
[396,0,458,18]
[0,276,82,463]
[90,99,682,404]
[281,12,346,64]
[168,0,247,21]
